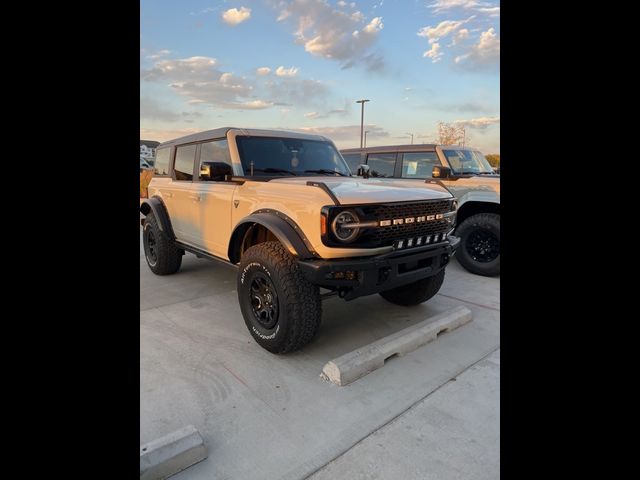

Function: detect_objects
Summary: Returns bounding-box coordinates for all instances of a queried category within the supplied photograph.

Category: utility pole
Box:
[356,99,370,148]
[406,132,414,144]
[364,130,370,148]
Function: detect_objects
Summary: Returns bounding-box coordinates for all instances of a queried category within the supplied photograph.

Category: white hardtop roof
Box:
[157,127,331,148]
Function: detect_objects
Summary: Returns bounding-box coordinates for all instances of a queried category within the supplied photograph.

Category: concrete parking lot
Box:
[140,232,500,479]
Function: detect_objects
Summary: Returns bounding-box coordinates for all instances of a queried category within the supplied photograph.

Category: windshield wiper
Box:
[475,171,496,175]
[251,168,297,176]
[303,169,349,177]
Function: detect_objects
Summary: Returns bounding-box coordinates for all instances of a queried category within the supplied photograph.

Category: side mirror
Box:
[200,161,233,181]
[357,164,371,179]
[432,165,453,179]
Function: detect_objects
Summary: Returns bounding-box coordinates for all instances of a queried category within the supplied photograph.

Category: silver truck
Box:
[341,144,499,276]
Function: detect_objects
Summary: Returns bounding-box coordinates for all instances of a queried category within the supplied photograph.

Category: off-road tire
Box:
[142,212,183,275]
[379,269,445,306]
[455,213,500,277]
[237,241,321,353]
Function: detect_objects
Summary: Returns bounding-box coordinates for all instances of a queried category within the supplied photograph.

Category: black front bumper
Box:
[298,236,460,301]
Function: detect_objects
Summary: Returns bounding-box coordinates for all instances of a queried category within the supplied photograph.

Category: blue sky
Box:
[141,0,500,153]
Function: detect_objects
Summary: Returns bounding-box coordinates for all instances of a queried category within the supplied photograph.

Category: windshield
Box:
[442,149,494,175]
[236,136,351,177]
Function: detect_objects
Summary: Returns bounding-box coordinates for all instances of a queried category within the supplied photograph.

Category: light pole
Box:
[356,99,370,148]
[406,132,414,144]
[364,130,370,148]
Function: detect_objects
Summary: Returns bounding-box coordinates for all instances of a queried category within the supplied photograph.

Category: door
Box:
[365,152,397,178]
[189,138,238,257]
[166,143,198,243]
[399,151,440,179]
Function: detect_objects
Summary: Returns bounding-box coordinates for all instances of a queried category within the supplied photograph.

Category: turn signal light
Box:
[321,213,327,235]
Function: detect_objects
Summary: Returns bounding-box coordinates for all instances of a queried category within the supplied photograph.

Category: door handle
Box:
[189,195,201,202]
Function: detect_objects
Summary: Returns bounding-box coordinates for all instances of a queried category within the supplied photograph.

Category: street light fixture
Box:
[356,99,370,148]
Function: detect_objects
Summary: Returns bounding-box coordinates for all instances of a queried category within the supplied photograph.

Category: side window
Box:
[401,152,439,178]
[366,153,396,178]
[173,144,197,181]
[154,147,170,176]
[199,139,232,181]
[341,153,362,173]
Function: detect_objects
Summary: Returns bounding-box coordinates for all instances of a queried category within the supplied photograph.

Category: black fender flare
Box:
[228,211,316,263]
[140,196,175,239]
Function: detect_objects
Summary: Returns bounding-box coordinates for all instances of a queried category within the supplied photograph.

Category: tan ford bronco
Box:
[140,128,460,353]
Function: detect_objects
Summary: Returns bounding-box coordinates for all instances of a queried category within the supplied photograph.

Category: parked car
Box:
[140,157,152,172]
[140,128,460,353]
[341,144,500,277]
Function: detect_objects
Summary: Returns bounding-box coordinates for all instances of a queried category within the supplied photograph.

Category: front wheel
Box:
[237,241,321,353]
[455,213,500,277]
[379,269,445,306]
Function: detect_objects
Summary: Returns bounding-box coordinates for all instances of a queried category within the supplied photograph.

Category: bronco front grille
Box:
[322,199,455,249]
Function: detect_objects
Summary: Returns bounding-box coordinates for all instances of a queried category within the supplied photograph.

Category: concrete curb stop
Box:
[321,305,473,386]
[140,425,208,479]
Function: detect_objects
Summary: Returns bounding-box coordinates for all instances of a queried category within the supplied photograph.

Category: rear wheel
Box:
[455,213,500,277]
[379,269,445,306]
[237,241,321,353]
[142,212,183,275]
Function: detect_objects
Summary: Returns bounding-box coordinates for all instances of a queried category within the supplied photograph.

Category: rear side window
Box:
[173,144,197,181]
[341,153,362,173]
[199,139,232,180]
[366,153,396,177]
[154,147,170,176]
[401,152,439,178]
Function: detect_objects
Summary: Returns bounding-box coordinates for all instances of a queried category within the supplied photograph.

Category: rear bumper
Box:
[298,236,460,301]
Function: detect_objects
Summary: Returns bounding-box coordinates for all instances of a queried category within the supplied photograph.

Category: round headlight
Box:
[331,210,360,243]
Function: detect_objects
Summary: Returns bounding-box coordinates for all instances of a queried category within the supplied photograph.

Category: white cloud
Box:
[141,55,274,109]
[146,49,171,60]
[140,97,181,122]
[429,0,479,12]
[454,115,500,129]
[429,0,500,17]
[337,0,347,6]
[417,16,474,44]
[351,10,365,22]
[256,67,271,76]
[141,56,219,82]
[265,77,329,107]
[222,7,251,26]
[454,27,499,70]
[451,28,469,45]
[229,100,273,109]
[478,6,500,16]
[275,0,385,71]
[363,16,384,34]
[277,9,292,21]
[423,42,443,62]
[275,65,299,77]
[292,124,389,148]
[302,100,351,119]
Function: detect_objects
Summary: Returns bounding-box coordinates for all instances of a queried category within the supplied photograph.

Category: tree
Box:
[485,154,500,168]
[437,122,468,145]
